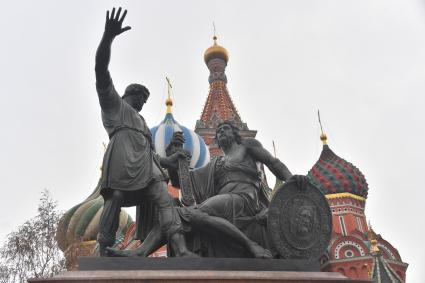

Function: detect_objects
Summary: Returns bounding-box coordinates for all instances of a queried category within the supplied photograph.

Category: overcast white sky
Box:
[1,0,424,281]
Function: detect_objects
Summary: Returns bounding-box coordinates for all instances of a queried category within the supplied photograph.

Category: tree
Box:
[0,190,65,283]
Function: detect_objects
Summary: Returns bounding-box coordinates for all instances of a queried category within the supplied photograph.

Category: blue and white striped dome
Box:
[151,113,210,168]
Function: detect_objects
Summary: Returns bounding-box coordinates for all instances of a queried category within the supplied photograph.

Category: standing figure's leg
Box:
[144,181,197,257]
[97,189,124,257]
[107,224,166,257]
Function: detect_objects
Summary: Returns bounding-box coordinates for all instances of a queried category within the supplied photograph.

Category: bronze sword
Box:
[173,135,195,206]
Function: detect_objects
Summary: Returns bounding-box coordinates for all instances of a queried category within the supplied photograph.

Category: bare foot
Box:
[250,242,272,259]
[106,247,140,257]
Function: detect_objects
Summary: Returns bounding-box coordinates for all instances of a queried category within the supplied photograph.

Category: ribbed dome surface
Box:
[307,145,369,199]
[56,180,133,252]
[151,113,210,169]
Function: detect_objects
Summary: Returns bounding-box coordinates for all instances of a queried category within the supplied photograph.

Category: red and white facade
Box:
[308,138,408,281]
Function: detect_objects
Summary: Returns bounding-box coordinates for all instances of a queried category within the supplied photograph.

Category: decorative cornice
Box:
[326,192,366,202]
[326,255,373,264]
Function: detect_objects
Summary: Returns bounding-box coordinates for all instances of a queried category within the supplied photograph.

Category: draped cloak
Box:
[160,157,273,257]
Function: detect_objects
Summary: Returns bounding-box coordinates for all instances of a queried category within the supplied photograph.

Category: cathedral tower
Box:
[195,36,257,156]
[307,130,408,281]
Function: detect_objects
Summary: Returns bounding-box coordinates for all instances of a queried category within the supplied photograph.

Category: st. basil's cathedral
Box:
[56,35,408,282]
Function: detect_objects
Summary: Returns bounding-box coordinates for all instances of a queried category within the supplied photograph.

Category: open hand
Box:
[104,7,131,38]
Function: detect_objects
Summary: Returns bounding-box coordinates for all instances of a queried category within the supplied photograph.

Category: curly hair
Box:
[122,83,150,99]
[215,121,242,147]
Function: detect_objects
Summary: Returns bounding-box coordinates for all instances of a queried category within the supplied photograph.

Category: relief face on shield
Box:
[292,205,315,237]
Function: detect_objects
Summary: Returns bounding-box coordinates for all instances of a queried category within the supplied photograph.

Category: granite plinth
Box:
[28,270,371,283]
[27,258,371,283]
[78,257,321,272]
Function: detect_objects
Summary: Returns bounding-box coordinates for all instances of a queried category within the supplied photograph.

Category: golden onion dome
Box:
[165,96,173,114]
[204,36,229,64]
[320,133,328,145]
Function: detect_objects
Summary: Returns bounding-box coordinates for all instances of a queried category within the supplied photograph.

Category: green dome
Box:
[56,179,133,252]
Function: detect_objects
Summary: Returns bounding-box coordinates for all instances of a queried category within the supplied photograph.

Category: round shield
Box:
[267,178,332,259]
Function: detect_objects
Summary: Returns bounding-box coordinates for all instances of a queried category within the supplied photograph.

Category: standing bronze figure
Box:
[95,7,193,257]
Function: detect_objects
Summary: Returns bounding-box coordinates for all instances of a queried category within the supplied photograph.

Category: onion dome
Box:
[307,133,369,199]
[150,97,210,169]
[204,36,229,64]
[56,179,133,252]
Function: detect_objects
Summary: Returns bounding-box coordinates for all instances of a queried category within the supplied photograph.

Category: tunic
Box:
[97,79,165,194]
[195,156,262,225]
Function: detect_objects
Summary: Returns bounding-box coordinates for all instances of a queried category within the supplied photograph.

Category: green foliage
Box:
[0,190,65,283]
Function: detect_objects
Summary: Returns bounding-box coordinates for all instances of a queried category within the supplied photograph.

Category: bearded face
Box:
[124,94,147,112]
[292,207,314,237]
[216,123,235,149]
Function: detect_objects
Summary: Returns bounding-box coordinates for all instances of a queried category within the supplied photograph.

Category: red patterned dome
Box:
[307,144,369,199]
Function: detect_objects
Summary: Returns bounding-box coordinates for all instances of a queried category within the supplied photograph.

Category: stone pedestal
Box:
[28,257,371,283]
[78,257,321,272]
[28,270,370,283]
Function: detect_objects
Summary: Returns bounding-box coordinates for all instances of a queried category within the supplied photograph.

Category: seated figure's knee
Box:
[189,209,209,224]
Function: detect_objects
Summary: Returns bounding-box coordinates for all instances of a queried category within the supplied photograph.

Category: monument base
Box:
[28,270,370,283]
[28,258,371,283]
[78,257,321,272]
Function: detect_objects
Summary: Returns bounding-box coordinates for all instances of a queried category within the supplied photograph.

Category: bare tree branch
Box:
[0,190,65,282]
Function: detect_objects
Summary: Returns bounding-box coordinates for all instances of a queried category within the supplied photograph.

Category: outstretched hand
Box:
[289,174,310,190]
[104,7,131,38]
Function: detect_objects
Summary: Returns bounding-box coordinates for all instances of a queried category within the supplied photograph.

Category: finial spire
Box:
[318,110,328,145]
[272,140,277,158]
[213,22,217,44]
[368,222,380,254]
[165,76,173,114]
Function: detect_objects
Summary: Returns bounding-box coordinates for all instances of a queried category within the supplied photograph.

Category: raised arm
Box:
[95,7,131,89]
[244,138,292,182]
[245,138,309,189]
